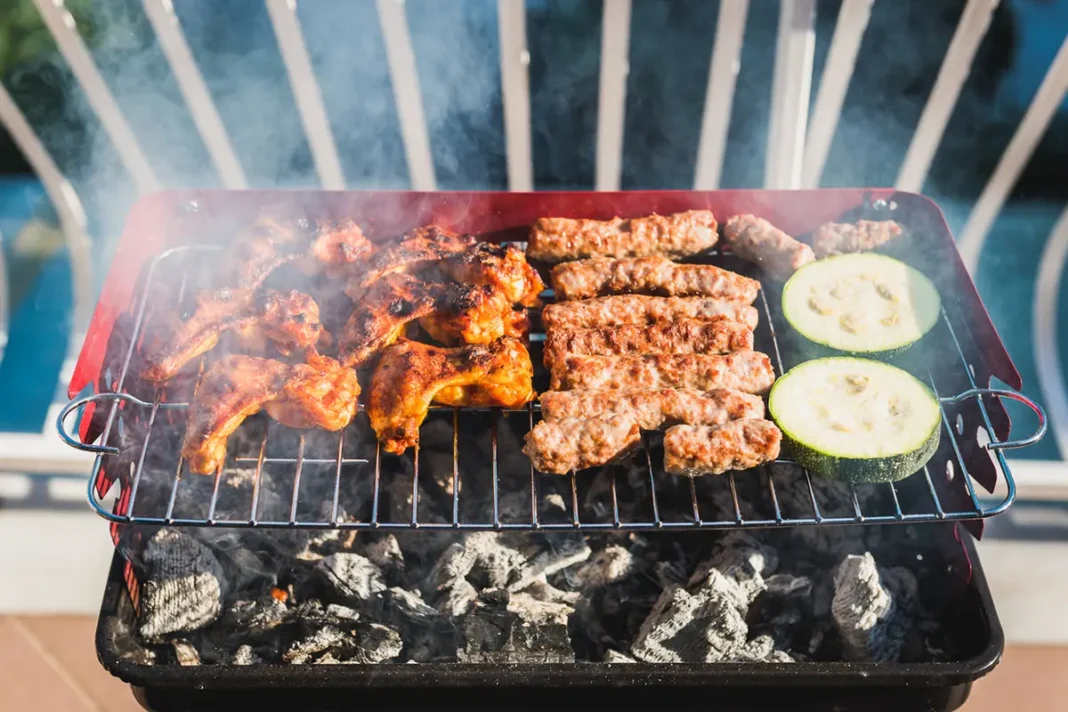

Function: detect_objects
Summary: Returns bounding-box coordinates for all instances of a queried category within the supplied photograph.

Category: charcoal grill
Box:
[55,188,1050,712]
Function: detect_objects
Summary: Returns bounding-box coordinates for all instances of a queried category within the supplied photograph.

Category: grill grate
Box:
[59,244,1046,532]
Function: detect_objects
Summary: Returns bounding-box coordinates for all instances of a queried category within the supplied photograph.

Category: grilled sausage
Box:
[550,255,760,302]
[549,350,775,393]
[522,414,641,474]
[811,219,904,258]
[539,387,765,430]
[663,420,782,476]
[527,210,718,263]
[540,295,758,331]
[722,214,815,280]
[543,319,754,370]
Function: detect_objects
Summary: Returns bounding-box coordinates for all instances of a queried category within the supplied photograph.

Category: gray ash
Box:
[114,412,964,667]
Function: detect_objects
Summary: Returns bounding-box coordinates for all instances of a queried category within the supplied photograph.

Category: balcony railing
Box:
[0,0,1064,497]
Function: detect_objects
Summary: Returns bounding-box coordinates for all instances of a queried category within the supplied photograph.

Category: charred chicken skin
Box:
[181,350,360,475]
[140,288,323,382]
[345,226,477,300]
[340,274,528,367]
[221,216,372,289]
[440,241,546,307]
[367,337,534,454]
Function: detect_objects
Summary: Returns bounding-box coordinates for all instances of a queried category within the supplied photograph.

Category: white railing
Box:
[0,0,1065,491]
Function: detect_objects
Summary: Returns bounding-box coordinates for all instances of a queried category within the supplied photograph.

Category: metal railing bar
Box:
[895,0,1000,192]
[800,0,874,188]
[957,35,1068,273]
[693,0,749,189]
[594,0,632,191]
[31,0,158,193]
[142,0,247,189]
[376,0,437,191]
[0,83,94,335]
[497,0,533,192]
[264,0,346,189]
[765,0,816,190]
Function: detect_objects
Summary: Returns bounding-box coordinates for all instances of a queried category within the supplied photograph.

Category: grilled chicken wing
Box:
[440,241,546,307]
[526,210,718,263]
[541,294,758,331]
[221,216,372,289]
[522,414,641,474]
[550,255,760,302]
[722,214,815,280]
[550,350,775,393]
[543,319,754,369]
[140,288,323,382]
[811,219,904,258]
[538,387,765,430]
[180,351,359,475]
[663,419,782,476]
[340,274,528,367]
[368,337,534,454]
[345,226,476,300]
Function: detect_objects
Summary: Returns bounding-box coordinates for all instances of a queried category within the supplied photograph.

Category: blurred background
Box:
[0,0,1064,708]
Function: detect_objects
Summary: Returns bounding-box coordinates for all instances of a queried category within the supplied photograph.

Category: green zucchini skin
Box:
[778,424,940,484]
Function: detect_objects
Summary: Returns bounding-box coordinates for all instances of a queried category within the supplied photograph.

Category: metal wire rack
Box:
[58,245,1047,532]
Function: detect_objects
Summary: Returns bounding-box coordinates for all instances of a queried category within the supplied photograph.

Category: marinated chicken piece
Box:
[220,216,372,289]
[527,210,718,263]
[811,219,905,259]
[140,288,323,382]
[663,420,782,477]
[368,337,534,454]
[181,351,359,475]
[540,295,758,331]
[722,214,815,280]
[550,255,760,302]
[538,387,765,430]
[340,274,527,367]
[550,350,775,394]
[345,225,476,300]
[543,319,753,369]
[441,241,547,307]
[522,414,641,475]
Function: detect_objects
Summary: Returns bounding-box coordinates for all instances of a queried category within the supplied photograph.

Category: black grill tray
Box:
[95,522,1003,712]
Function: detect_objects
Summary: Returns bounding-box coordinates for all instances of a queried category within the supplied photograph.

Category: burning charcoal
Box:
[654,560,688,588]
[325,604,361,621]
[521,579,580,606]
[367,586,460,661]
[457,589,575,664]
[171,639,201,666]
[688,532,779,611]
[754,573,813,628]
[360,534,405,579]
[138,529,227,640]
[223,596,288,633]
[506,533,591,591]
[604,650,636,663]
[284,621,403,664]
[832,552,917,662]
[572,545,635,588]
[317,553,386,602]
[231,645,259,665]
[436,579,478,618]
[427,533,526,593]
[630,585,747,663]
[728,634,794,663]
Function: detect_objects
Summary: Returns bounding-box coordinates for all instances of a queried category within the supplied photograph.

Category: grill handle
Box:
[56,392,177,455]
[938,388,1048,450]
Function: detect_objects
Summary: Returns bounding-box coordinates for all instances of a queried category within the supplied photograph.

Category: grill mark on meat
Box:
[811,219,904,258]
[663,420,782,477]
[526,210,718,263]
[522,414,641,475]
[541,295,758,331]
[549,350,775,394]
[550,255,760,302]
[538,388,765,430]
[542,319,754,369]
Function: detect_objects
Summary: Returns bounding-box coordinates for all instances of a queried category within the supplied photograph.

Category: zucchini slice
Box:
[767,357,941,484]
[782,253,941,356]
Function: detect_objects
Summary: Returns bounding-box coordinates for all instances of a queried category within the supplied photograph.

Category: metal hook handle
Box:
[56,392,158,455]
[939,388,1048,450]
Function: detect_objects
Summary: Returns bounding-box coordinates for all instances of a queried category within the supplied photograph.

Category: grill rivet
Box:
[873,199,888,211]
